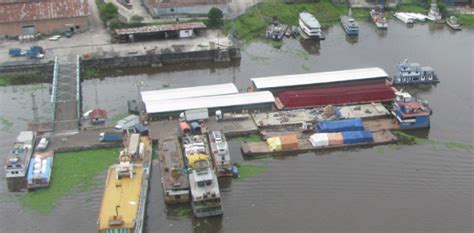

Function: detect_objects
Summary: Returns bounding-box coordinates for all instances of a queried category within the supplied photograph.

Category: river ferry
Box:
[98,133,152,233]
[391,92,432,129]
[390,59,439,85]
[340,16,359,36]
[26,151,54,190]
[299,12,322,39]
[208,130,233,177]
[159,138,190,204]
[370,9,388,29]
[187,154,223,218]
[5,131,36,192]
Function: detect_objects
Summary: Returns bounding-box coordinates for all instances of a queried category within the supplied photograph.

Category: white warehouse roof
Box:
[251,67,388,90]
[145,91,275,114]
[141,83,239,102]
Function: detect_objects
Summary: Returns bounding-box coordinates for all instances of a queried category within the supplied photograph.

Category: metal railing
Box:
[51,57,59,122]
[76,55,81,121]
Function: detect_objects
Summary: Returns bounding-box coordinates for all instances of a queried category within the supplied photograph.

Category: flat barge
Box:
[158,138,190,204]
[241,130,398,156]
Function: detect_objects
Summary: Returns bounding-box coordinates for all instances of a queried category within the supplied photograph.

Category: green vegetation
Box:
[21,148,119,213]
[224,0,370,41]
[458,15,474,26]
[393,131,435,145]
[231,133,263,142]
[235,163,266,181]
[392,131,473,152]
[0,116,13,131]
[444,141,473,152]
[208,7,224,28]
[396,3,428,14]
[271,40,283,49]
[96,0,119,22]
[0,72,50,86]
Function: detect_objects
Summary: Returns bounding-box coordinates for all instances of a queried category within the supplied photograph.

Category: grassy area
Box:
[458,15,474,26]
[0,72,50,86]
[20,148,119,213]
[224,0,359,41]
[396,4,428,14]
[230,133,263,142]
[234,163,266,181]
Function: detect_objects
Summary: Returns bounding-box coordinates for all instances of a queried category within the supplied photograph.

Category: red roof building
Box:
[0,0,90,37]
[89,108,107,124]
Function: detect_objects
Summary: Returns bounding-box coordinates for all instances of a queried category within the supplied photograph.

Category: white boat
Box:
[4,131,36,192]
[299,12,322,39]
[427,0,442,21]
[394,12,415,25]
[406,13,428,22]
[370,9,388,29]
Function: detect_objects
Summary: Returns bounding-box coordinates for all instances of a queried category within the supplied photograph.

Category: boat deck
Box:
[241,130,398,156]
[98,165,144,232]
[159,139,189,197]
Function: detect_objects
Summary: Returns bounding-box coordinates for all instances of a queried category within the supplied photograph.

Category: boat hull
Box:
[390,75,439,85]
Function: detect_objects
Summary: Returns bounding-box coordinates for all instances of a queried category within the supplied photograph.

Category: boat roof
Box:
[189,168,220,197]
[159,139,189,190]
[251,67,388,90]
[144,91,275,114]
[17,131,35,144]
[98,165,144,231]
[141,83,238,102]
[300,12,320,27]
[27,155,53,181]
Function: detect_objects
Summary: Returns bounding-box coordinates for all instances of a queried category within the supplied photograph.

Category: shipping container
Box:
[316,118,364,133]
[341,131,374,144]
[327,133,344,145]
[309,133,329,147]
[280,134,299,150]
[277,81,395,109]
[267,137,282,151]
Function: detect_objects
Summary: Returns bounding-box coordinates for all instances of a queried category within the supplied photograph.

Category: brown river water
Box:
[0,20,472,233]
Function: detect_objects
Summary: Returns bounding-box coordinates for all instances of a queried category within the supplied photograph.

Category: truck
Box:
[114,115,140,132]
[99,132,123,142]
[180,109,209,122]
[215,110,250,122]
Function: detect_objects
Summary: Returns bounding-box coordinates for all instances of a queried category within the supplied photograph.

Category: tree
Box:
[208,7,224,28]
[131,15,144,23]
[99,2,119,21]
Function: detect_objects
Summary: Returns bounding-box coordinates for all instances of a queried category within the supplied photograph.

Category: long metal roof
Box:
[251,67,388,90]
[141,83,238,102]
[114,22,207,35]
[145,91,275,114]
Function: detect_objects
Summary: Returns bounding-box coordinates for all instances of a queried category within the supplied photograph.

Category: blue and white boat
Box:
[390,59,439,85]
[340,16,359,36]
[391,91,432,129]
[26,151,54,190]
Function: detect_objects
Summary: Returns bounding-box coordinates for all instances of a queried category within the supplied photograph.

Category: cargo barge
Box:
[208,130,233,177]
[98,132,152,233]
[275,81,395,109]
[26,151,54,190]
[158,138,190,204]
[4,131,36,192]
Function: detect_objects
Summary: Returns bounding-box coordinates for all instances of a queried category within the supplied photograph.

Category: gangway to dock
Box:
[51,56,81,135]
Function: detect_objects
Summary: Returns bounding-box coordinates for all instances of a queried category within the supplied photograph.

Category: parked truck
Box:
[180,108,209,122]
[215,110,250,122]
[114,115,140,132]
[99,132,123,142]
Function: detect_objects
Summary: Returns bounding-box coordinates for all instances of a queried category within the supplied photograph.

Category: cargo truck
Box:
[114,115,140,132]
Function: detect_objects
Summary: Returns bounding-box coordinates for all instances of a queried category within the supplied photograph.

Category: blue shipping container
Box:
[9,48,22,57]
[342,131,374,144]
[316,118,364,133]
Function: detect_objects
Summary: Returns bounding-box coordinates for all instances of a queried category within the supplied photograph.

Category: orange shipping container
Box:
[279,134,299,150]
[327,133,344,145]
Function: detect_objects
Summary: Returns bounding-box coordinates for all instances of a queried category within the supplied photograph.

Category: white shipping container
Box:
[309,133,329,147]
[128,134,140,157]
[185,108,209,121]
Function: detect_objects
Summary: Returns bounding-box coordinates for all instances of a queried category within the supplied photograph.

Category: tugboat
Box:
[391,91,432,129]
[208,130,233,177]
[370,9,388,29]
[390,59,439,85]
[446,16,462,30]
[4,131,36,192]
[340,15,359,36]
[299,12,323,40]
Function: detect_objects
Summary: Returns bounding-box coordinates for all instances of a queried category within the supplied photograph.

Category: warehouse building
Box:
[143,0,230,18]
[141,83,238,102]
[0,0,90,38]
[251,67,389,93]
[144,91,275,120]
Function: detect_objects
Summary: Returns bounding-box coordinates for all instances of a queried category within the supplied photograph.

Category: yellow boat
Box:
[97,163,145,233]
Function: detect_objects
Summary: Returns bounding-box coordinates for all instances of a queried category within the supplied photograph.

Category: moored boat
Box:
[394,12,415,25]
[208,130,233,177]
[299,12,323,40]
[159,138,190,204]
[4,131,36,192]
[446,16,462,30]
[391,91,432,129]
[26,151,54,190]
[370,9,388,29]
[340,16,359,36]
[390,59,439,85]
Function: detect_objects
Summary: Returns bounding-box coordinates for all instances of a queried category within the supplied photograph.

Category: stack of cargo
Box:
[277,82,395,109]
[316,118,364,133]
[267,134,299,151]
[309,118,373,147]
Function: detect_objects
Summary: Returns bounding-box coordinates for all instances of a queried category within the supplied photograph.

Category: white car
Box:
[36,137,49,151]
[48,35,61,41]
